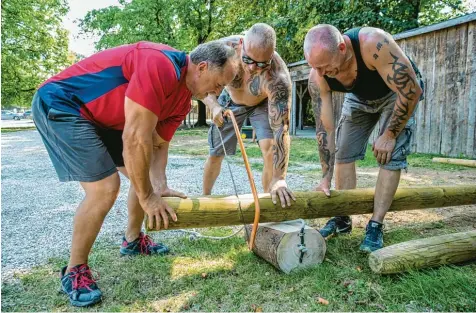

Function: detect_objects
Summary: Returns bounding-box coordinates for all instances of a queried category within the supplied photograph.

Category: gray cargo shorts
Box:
[208,89,273,156]
[32,93,123,182]
[335,90,421,171]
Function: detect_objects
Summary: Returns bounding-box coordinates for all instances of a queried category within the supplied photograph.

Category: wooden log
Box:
[145,185,476,230]
[369,230,476,274]
[432,157,476,167]
[244,221,326,273]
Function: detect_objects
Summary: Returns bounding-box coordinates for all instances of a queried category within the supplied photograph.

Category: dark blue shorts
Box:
[32,93,123,182]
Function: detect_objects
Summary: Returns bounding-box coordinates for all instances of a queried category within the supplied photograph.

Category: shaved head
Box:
[304,24,349,78]
[304,24,344,55]
[244,23,276,50]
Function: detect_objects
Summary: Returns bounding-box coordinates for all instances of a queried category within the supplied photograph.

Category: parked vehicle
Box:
[23,110,32,119]
[1,110,23,120]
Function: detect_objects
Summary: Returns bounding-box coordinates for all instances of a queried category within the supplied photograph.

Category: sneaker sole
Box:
[70,296,102,307]
[61,287,102,307]
[320,228,352,239]
[359,245,381,253]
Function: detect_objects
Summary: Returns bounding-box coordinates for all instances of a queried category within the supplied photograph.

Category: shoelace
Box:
[138,234,156,255]
[70,265,99,291]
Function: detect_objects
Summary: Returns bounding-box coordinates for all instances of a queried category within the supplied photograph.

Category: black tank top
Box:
[324,27,391,100]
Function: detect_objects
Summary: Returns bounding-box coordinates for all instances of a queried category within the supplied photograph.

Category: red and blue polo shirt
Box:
[37,41,192,141]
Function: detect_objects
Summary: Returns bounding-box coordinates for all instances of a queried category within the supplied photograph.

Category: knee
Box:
[86,173,121,204]
[207,155,224,166]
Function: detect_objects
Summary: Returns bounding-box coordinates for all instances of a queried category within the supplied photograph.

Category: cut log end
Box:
[246,222,326,273]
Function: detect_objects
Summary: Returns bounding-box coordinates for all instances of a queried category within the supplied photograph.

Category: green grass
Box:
[2,222,475,312]
[3,127,475,311]
[171,128,472,172]
[1,127,37,133]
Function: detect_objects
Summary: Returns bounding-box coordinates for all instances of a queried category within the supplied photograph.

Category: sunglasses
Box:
[241,45,273,68]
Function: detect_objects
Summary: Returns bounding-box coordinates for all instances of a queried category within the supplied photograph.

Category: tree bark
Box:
[146,185,476,230]
[369,230,476,274]
[195,100,208,126]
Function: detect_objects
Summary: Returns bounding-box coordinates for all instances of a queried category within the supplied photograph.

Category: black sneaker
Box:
[319,216,352,238]
[120,232,170,256]
[359,220,384,253]
[60,264,102,307]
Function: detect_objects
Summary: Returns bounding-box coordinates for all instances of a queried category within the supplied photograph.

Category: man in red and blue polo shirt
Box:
[32,40,238,307]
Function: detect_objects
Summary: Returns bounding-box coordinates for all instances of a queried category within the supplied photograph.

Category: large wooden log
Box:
[244,222,326,273]
[432,157,476,167]
[146,186,476,230]
[369,230,476,274]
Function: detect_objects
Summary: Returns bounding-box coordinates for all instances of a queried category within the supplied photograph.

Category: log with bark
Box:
[146,186,476,230]
[432,157,476,167]
[369,230,476,274]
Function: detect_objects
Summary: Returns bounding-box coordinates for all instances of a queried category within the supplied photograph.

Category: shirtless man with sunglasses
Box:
[202,23,295,207]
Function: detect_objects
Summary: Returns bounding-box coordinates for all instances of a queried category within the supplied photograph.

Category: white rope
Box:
[178,120,248,241]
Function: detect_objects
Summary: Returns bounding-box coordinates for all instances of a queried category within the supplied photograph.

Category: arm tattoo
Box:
[267,76,290,174]
[309,79,335,180]
[385,52,418,136]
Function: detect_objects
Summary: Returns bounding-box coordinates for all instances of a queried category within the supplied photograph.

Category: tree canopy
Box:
[1,0,471,108]
[1,0,70,108]
[79,0,470,63]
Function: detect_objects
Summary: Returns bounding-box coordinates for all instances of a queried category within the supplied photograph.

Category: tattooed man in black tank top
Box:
[303,24,423,252]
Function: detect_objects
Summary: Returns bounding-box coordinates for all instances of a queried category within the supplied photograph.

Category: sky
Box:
[63,0,120,56]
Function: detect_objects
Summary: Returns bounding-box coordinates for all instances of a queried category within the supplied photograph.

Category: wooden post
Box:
[145,186,476,230]
[369,230,476,274]
[245,222,326,273]
[432,157,476,167]
[291,81,297,135]
[297,84,308,131]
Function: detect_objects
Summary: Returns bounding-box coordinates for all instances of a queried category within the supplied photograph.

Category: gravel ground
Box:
[1,130,308,279]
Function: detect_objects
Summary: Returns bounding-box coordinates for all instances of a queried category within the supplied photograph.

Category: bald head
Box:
[304,24,349,78]
[304,24,344,55]
[244,23,276,50]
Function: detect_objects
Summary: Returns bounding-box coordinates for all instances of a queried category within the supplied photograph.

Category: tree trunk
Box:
[432,157,476,167]
[195,100,208,127]
[369,230,476,274]
[145,185,476,230]
[244,222,326,273]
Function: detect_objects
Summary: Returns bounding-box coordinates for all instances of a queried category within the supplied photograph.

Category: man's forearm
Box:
[151,142,169,191]
[385,52,422,138]
[202,94,221,111]
[317,128,335,181]
[123,134,154,201]
[272,125,290,180]
[385,95,419,138]
[309,83,335,181]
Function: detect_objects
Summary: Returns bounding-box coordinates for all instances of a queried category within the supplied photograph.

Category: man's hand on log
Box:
[160,187,187,199]
[141,192,178,230]
[314,178,331,197]
[270,179,296,208]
